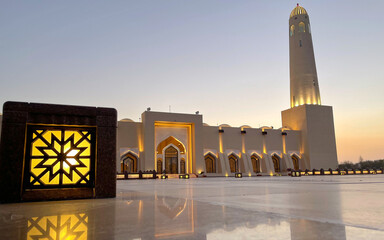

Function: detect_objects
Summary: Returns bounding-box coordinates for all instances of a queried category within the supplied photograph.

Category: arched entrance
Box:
[228,154,239,173]
[251,154,261,173]
[121,152,138,173]
[157,136,187,174]
[165,146,178,174]
[204,153,216,173]
[291,154,300,170]
[272,154,280,173]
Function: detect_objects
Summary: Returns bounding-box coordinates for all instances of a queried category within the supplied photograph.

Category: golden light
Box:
[27,214,88,240]
[26,127,95,188]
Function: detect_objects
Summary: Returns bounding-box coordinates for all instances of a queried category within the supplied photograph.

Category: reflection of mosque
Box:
[116,192,348,240]
[7,188,380,240]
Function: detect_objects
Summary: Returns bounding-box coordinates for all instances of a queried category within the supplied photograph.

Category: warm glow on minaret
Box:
[289,4,321,108]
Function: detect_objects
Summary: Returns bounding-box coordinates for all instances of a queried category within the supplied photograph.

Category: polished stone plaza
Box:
[1,175,384,239]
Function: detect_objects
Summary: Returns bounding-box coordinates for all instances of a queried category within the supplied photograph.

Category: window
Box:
[290,25,295,36]
[308,23,311,34]
[299,40,302,47]
[228,154,239,173]
[272,154,280,173]
[251,154,261,173]
[299,22,305,32]
[205,154,216,173]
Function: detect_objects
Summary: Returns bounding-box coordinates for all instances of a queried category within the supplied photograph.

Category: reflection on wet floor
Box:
[27,214,88,240]
[1,176,384,239]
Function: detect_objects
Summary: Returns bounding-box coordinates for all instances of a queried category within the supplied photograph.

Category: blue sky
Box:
[1,0,383,162]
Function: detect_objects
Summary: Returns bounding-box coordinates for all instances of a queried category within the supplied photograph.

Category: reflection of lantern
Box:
[235,173,242,178]
[0,101,117,203]
[28,214,88,240]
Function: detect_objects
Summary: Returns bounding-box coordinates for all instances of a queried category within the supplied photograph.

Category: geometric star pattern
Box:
[25,126,95,188]
[27,214,88,240]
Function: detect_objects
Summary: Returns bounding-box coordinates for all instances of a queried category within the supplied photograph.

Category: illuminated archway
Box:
[121,152,138,173]
[272,154,280,173]
[228,154,239,173]
[157,136,186,154]
[251,154,261,173]
[204,153,216,173]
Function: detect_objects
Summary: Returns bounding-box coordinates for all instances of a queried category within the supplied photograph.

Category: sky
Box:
[1,0,383,163]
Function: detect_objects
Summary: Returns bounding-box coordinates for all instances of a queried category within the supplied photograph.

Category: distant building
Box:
[116,5,338,176]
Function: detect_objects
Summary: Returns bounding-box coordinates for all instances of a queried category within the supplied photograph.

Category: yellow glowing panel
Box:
[28,127,94,187]
[128,174,140,179]
[27,214,88,240]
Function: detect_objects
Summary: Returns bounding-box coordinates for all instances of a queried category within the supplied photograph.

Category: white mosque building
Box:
[116,5,339,177]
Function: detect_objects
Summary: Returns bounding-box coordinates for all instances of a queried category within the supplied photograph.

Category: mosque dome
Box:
[290,4,307,18]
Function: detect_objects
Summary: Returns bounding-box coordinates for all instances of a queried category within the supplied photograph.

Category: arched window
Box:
[299,22,305,32]
[251,154,261,173]
[290,25,295,36]
[165,146,178,174]
[204,153,216,173]
[272,154,280,173]
[121,152,138,173]
[292,155,300,170]
[228,154,239,173]
[157,159,162,173]
[180,159,186,174]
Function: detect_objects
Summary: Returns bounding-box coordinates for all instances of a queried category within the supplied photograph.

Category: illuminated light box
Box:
[179,174,189,179]
[0,101,117,203]
[235,173,242,178]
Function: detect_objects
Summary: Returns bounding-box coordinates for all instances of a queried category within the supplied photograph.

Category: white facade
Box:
[116,5,338,176]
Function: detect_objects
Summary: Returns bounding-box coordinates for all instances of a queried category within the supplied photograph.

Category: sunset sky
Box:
[1,0,383,163]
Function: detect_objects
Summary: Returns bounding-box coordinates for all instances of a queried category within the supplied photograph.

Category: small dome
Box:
[290,4,307,18]
[120,118,134,122]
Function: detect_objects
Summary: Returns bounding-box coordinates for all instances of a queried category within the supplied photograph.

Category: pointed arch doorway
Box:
[165,146,179,174]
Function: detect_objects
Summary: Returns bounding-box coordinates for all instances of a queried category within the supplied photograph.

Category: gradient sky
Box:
[1,0,383,163]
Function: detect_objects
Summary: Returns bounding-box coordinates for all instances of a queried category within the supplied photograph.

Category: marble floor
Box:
[1,175,384,239]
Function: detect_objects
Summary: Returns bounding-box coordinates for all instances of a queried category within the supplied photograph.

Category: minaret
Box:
[289,4,321,108]
[282,4,338,170]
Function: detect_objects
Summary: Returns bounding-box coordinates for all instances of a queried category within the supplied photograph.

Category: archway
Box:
[272,154,280,173]
[291,154,300,170]
[121,152,138,173]
[204,153,216,173]
[251,154,261,173]
[228,154,239,173]
[165,146,178,174]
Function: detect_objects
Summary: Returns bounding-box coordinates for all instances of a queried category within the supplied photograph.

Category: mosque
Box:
[116,4,338,177]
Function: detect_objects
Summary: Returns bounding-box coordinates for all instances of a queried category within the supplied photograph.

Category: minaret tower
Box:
[282,4,338,170]
[289,4,321,108]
